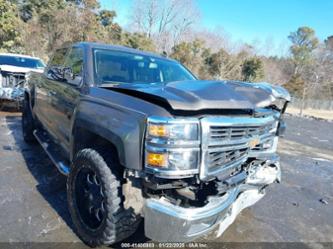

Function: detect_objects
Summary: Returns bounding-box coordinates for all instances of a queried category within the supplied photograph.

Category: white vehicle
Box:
[0,53,45,105]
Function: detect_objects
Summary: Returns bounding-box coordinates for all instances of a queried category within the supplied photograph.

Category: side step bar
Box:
[33,130,70,176]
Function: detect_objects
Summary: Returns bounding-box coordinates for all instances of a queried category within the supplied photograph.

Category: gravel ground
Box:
[0,113,332,247]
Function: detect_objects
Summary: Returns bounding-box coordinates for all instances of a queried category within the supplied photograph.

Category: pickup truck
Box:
[23,42,290,247]
[0,53,45,108]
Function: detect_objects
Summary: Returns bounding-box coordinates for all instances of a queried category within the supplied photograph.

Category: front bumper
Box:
[0,87,24,101]
[144,157,280,242]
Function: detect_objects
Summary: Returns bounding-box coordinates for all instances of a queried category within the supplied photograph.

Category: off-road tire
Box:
[67,148,140,247]
[22,98,36,143]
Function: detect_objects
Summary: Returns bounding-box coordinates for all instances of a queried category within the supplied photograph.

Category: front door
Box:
[35,48,68,139]
[50,47,84,152]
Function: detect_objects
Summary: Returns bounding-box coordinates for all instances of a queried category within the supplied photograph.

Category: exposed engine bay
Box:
[0,54,45,106]
[0,70,27,101]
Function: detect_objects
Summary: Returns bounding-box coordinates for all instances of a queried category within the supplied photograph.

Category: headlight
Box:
[145,116,200,178]
[146,149,199,171]
[147,117,199,142]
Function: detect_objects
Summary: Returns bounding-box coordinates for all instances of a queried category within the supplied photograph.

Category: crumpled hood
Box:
[0,64,44,74]
[103,80,290,111]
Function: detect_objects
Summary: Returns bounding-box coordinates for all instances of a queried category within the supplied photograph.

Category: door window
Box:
[63,47,84,85]
[47,48,68,81]
[49,48,68,67]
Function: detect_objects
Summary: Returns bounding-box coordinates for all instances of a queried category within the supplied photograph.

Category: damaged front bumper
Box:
[0,87,25,101]
[143,156,281,242]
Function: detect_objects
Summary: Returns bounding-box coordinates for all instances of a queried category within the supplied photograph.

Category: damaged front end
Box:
[0,56,45,106]
[0,70,27,102]
[144,156,281,242]
[131,83,290,242]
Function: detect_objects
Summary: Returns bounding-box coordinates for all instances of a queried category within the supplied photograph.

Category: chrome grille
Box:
[251,136,275,151]
[208,147,248,170]
[209,123,275,142]
[200,115,278,180]
[0,71,26,87]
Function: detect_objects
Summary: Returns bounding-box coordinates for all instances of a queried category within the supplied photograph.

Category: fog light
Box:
[147,152,168,167]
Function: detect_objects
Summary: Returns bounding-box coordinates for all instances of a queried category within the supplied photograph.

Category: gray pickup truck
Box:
[23,42,290,247]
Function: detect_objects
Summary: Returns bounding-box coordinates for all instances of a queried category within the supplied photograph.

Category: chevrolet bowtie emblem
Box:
[249,137,260,148]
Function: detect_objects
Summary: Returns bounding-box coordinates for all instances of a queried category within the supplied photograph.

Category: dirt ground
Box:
[0,112,332,248]
[286,107,333,121]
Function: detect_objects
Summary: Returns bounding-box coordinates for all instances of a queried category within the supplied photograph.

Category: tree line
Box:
[1,0,333,101]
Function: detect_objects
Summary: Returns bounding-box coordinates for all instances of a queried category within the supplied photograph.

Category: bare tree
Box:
[262,57,293,85]
[131,0,159,38]
[130,0,199,52]
[184,27,232,53]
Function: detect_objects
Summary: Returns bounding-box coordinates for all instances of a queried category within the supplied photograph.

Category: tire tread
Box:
[67,148,139,247]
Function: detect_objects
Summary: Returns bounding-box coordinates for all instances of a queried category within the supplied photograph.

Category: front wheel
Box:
[67,148,140,247]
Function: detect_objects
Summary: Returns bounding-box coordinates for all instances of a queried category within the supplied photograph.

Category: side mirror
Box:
[46,66,64,81]
[63,67,74,81]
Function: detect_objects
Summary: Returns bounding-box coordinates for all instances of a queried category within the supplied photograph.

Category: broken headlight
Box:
[270,98,287,111]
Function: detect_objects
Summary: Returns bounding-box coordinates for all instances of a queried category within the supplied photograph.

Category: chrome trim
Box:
[147,116,200,124]
[249,136,278,157]
[207,142,249,153]
[200,115,278,180]
[146,116,200,146]
[146,137,200,147]
[145,116,201,178]
[145,167,199,178]
[201,115,276,127]
[204,153,247,177]
[145,145,200,153]
[144,155,281,242]
[145,115,279,179]
[144,188,238,241]
[146,188,238,221]
[33,130,70,176]
[145,147,200,178]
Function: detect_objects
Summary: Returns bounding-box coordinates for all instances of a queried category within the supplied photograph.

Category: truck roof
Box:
[75,42,177,63]
[0,53,42,60]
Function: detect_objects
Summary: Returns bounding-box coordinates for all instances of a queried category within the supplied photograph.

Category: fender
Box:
[70,98,148,171]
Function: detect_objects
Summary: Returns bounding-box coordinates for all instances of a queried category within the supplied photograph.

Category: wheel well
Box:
[24,91,31,110]
[24,90,35,110]
[72,127,122,171]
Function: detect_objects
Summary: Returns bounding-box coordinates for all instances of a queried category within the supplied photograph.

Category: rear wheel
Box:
[22,98,36,143]
[67,148,140,247]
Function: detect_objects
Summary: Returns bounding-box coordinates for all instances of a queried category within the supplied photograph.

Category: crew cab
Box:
[23,42,290,247]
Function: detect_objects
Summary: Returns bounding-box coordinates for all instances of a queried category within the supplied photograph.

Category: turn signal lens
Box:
[147,152,167,167]
[148,124,169,137]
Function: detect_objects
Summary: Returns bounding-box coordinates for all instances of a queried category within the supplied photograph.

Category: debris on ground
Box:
[3,145,13,151]
[292,202,299,207]
[319,198,328,205]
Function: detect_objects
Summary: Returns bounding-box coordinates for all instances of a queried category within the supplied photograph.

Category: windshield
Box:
[0,55,45,69]
[93,49,196,84]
